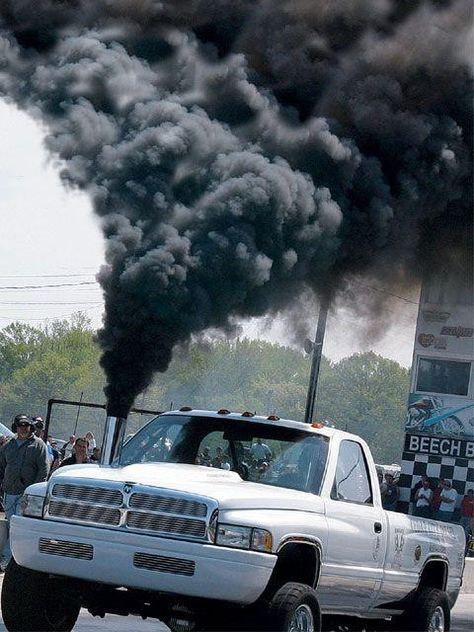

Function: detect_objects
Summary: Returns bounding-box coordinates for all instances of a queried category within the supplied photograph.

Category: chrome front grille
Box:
[127,511,207,537]
[129,493,207,517]
[133,552,195,576]
[52,483,122,505]
[39,537,94,560]
[45,479,217,542]
[49,500,121,526]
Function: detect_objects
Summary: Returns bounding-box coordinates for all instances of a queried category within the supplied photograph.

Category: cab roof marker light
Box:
[241,411,255,417]
[311,421,324,428]
[217,408,231,415]
[179,406,193,412]
[267,414,280,421]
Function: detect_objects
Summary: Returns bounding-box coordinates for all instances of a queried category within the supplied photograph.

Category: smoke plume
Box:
[0,1,472,416]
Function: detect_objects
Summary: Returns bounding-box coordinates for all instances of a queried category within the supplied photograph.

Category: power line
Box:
[0,301,102,305]
[350,279,420,305]
[0,271,421,303]
[0,273,96,279]
[15,287,103,291]
[0,281,98,290]
[0,316,77,321]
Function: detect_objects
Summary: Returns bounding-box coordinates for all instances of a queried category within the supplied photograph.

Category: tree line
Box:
[0,314,410,464]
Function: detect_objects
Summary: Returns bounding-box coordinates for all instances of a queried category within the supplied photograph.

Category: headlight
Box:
[21,494,44,518]
[216,523,273,552]
[216,524,251,549]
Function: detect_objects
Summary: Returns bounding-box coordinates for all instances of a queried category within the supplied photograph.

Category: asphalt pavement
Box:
[0,575,471,631]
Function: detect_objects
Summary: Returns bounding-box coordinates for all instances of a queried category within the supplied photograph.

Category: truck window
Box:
[332,440,373,505]
[119,415,329,494]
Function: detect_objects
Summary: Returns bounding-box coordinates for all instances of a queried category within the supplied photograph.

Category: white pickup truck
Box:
[2,409,466,632]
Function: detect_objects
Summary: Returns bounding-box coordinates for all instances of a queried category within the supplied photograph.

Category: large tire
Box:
[267,582,321,632]
[396,587,450,632]
[1,558,80,631]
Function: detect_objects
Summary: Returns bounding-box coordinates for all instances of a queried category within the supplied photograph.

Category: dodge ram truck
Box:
[1,409,466,632]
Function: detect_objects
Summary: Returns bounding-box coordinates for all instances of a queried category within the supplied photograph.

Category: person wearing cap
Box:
[437,479,457,523]
[0,414,49,570]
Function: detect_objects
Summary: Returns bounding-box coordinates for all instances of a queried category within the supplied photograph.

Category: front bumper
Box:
[10,516,275,604]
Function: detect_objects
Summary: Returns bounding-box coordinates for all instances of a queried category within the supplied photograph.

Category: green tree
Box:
[2,351,84,418]
[0,322,45,382]
[0,314,105,436]
[315,352,410,463]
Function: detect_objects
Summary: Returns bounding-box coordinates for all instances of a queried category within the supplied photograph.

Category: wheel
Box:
[1,558,80,631]
[267,582,321,632]
[396,587,450,632]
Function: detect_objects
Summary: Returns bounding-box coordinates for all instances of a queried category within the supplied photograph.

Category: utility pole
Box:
[304,298,329,424]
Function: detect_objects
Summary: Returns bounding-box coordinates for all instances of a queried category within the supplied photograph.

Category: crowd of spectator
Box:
[377,471,473,551]
[195,445,231,469]
[409,475,474,539]
[0,412,100,572]
[194,439,274,475]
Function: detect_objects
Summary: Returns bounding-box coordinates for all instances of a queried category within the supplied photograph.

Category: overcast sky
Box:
[0,100,418,366]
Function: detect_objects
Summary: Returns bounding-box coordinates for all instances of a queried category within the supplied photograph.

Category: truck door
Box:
[319,439,386,612]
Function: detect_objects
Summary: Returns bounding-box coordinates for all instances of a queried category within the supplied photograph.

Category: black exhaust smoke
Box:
[0,1,471,417]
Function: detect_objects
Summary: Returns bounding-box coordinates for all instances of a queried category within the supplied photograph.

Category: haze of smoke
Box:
[0,0,471,416]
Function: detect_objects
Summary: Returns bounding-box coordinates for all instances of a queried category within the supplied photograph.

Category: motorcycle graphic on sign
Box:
[405,395,474,437]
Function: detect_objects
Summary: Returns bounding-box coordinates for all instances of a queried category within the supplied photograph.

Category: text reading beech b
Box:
[3,408,465,632]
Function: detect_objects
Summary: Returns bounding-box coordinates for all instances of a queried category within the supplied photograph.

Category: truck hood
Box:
[51,462,324,513]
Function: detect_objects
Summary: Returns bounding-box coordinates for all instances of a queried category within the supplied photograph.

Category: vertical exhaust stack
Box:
[100,415,128,465]
[304,298,329,424]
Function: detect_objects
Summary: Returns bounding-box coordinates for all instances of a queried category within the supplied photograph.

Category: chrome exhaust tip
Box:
[101,415,128,465]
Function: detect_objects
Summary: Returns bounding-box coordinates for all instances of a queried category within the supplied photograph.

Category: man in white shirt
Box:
[413,477,433,518]
[61,435,76,460]
[437,479,457,523]
[251,438,272,462]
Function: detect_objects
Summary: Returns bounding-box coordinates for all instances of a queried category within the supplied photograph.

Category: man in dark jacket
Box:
[0,414,49,569]
[58,437,90,468]
[382,473,400,511]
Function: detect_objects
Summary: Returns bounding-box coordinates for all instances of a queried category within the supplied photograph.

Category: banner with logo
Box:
[405,392,474,439]
[416,305,473,356]
[404,433,474,458]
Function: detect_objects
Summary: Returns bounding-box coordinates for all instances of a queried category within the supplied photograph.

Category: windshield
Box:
[119,415,329,494]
